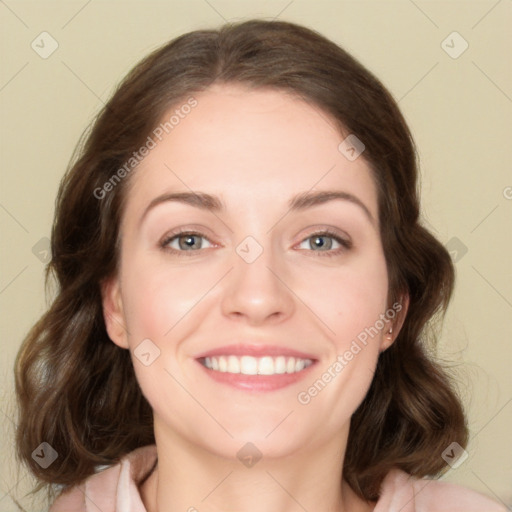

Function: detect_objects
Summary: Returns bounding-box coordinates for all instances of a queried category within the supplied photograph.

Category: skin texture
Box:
[102,84,408,512]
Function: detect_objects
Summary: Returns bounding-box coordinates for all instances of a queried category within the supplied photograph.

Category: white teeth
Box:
[202,355,313,375]
[258,356,274,375]
[227,355,240,373]
[240,356,258,375]
[275,356,286,374]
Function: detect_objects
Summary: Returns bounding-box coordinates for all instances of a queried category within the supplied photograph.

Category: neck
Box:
[140,421,374,512]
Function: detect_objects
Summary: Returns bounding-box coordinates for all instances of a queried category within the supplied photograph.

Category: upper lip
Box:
[195,344,317,360]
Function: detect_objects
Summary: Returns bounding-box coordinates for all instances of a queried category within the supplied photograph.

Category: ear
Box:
[379,293,410,352]
[101,277,129,349]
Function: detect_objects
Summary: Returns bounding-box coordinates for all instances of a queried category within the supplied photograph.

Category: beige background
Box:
[1,0,511,510]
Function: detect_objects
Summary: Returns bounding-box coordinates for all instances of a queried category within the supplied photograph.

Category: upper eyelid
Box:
[160,230,215,247]
[161,228,350,249]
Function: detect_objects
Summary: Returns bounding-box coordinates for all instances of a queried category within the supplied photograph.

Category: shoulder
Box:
[49,444,157,512]
[375,469,507,512]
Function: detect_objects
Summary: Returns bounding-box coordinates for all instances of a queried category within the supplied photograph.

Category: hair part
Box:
[15,19,467,502]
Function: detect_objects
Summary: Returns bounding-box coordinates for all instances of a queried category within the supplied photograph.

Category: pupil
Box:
[313,236,331,250]
[182,235,198,249]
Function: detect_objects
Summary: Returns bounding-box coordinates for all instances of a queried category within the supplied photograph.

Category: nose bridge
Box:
[220,233,295,324]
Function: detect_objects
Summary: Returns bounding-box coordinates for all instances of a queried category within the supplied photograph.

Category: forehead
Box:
[154,83,347,171]
[124,84,378,221]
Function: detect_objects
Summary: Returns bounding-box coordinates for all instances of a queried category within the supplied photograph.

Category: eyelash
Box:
[160,228,352,258]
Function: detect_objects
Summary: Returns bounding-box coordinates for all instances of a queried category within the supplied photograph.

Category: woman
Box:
[15,19,505,512]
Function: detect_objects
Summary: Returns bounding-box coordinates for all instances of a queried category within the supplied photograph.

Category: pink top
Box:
[49,444,506,512]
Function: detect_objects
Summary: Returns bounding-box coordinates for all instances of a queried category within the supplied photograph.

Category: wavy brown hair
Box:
[15,19,467,502]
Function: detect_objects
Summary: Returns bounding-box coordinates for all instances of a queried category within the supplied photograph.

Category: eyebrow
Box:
[289,190,375,225]
[140,190,375,226]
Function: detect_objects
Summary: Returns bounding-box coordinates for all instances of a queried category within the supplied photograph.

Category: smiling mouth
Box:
[199,355,314,376]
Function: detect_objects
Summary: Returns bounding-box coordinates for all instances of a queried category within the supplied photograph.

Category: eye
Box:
[160,231,214,254]
[297,230,352,256]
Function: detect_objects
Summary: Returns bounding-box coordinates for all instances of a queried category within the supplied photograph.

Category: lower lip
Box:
[196,359,317,392]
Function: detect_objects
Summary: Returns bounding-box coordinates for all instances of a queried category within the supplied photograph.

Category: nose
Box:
[220,242,296,326]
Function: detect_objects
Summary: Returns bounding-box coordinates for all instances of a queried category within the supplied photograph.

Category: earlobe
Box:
[101,277,129,349]
[380,293,410,352]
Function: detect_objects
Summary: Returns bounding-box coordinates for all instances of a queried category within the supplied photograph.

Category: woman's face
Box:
[103,84,398,459]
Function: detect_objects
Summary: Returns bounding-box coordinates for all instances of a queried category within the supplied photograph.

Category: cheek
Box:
[120,256,217,340]
[301,252,389,347]
[117,256,213,426]
[120,242,389,349]
[295,254,389,423]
